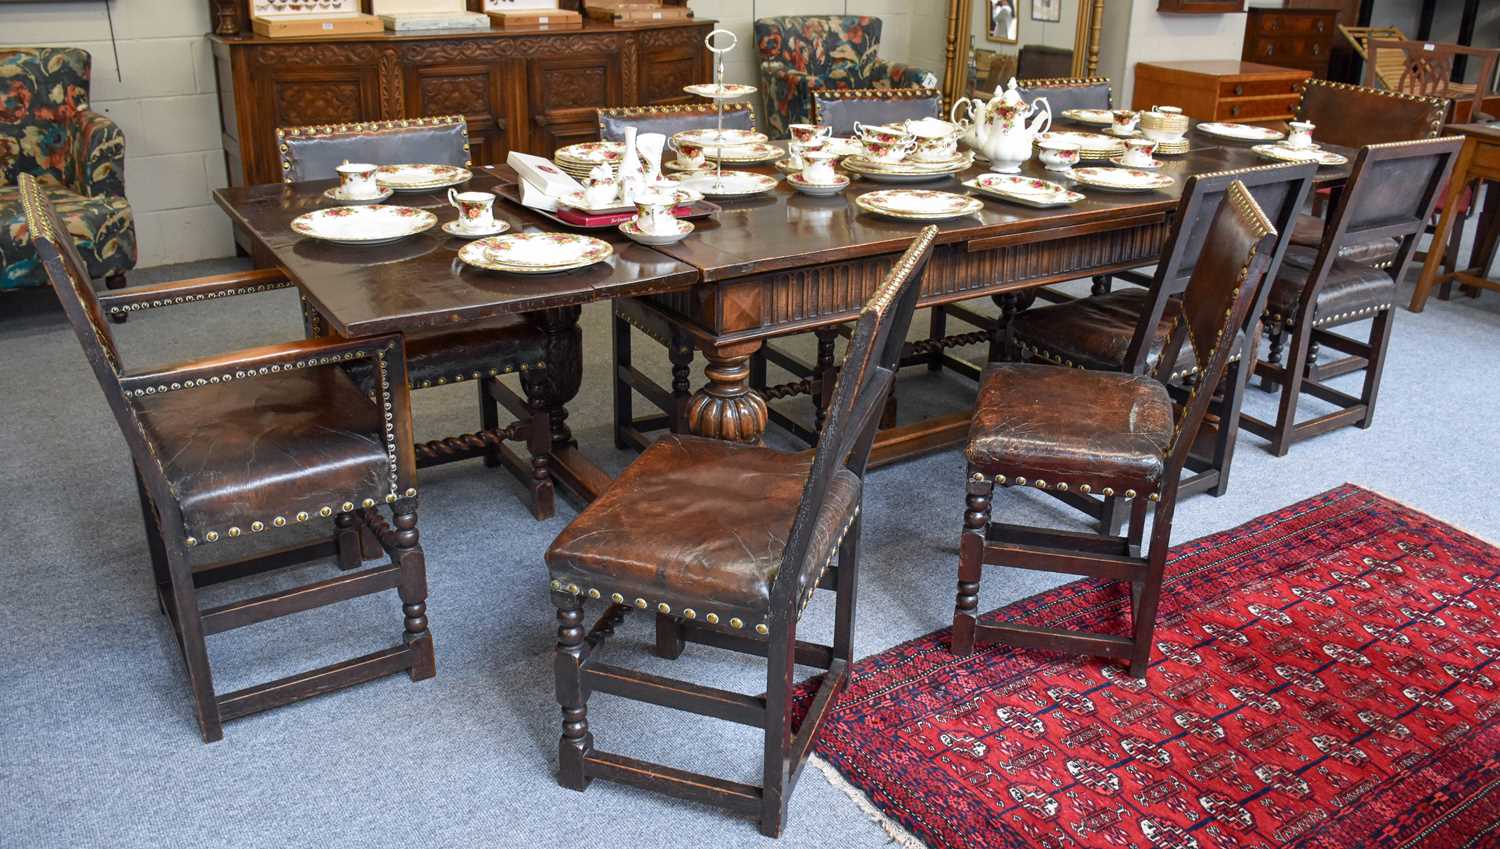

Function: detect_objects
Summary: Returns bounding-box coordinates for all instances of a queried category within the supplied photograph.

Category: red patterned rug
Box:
[801,485,1500,849]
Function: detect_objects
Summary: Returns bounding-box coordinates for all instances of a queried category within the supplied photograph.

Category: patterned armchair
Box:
[756,16,939,139]
[2,47,135,292]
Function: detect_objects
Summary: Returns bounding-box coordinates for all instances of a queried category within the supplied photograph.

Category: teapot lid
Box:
[999,77,1023,105]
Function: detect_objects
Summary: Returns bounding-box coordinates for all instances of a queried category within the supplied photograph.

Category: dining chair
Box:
[811,87,942,137]
[1015,76,1113,113]
[543,227,936,837]
[1016,45,1076,81]
[1005,162,1316,533]
[596,102,756,143]
[953,182,1280,676]
[1244,136,1463,456]
[277,115,559,519]
[19,173,434,743]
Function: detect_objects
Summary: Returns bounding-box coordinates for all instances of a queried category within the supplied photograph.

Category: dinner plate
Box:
[786,172,850,196]
[845,152,973,173]
[290,205,438,245]
[841,155,972,183]
[374,164,472,192]
[555,141,626,166]
[703,141,784,164]
[1250,144,1349,167]
[323,185,393,204]
[665,170,778,198]
[963,174,1083,208]
[855,189,982,221]
[1060,108,1114,126]
[682,82,757,99]
[1196,122,1286,142]
[1070,166,1175,193]
[671,127,769,147]
[459,232,613,274]
[618,218,694,246]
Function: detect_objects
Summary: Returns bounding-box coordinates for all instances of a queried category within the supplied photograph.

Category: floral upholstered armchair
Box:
[756,16,939,139]
[1,47,135,291]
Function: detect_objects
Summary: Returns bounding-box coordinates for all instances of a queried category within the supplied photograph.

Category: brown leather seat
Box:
[1265,247,1396,325]
[966,363,1175,491]
[1290,213,1400,267]
[1010,288,1242,379]
[546,434,861,615]
[343,314,546,391]
[132,366,391,543]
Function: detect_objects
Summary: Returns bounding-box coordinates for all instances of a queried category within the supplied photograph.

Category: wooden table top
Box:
[213,171,701,337]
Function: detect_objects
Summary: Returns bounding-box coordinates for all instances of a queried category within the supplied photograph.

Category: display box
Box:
[250,0,384,37]
[487,8,583,29]
[367,0,490,30]
[584,0,690,23]
[477,0,562,10]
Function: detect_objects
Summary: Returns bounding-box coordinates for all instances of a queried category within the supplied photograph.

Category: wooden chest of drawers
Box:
[1242,8,1338,79]
[1131,60,1312,123]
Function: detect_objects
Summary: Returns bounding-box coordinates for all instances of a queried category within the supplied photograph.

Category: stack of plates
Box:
[458,232,613,275]
[855,189,982,221]
[672,128,769,148]
[702,141,783,165]
[842,151,974,183]
[1152,137,1190,156]
[554,141,626,179]
[1032,131,1124,161]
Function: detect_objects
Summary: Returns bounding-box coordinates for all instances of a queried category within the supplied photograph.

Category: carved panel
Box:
[254,43,381,66]
[539,67,608,111]
[398,34,628,65]
[420,73,490,118]
[378,50,404,119]
[274,81,362,125]
[640,45,697,105]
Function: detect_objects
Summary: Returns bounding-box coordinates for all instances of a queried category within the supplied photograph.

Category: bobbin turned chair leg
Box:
[952,471,993,656]
[553,591,593,792]
[392,500,435,681]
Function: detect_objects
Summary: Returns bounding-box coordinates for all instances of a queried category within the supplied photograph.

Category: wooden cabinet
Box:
[1242,8,1338,79]
[1157,0,1244,12]
[1132,60,1312,124]
[210,20,712,186]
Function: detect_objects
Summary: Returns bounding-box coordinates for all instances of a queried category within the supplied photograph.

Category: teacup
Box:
[336,162,380,199]
[633,191,678,236]
[912,135,959,162]
[1286,121,1316,149]
[789,123,833,145]
[1110,110,1139,137]
[1037,138,1081,173]
[853,122,910,145]
[1121,138,1157,167]
[1139,105,1188,142]
[670,139,706,169]
[787,137,825,170]
[448,189,496,231]
[906,117,961,162]
[861,136,916,164]
[801,148,840,185]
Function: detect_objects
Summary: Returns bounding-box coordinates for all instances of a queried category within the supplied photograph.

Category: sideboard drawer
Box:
[1219,76,1306,99]
[1217,96,1301,121]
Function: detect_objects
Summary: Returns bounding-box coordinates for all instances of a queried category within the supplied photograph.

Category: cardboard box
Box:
[585,5,691,23]
[478,0,562,10]
[368,0,466,12]
[251,13,385,37]
[487,8,583,28]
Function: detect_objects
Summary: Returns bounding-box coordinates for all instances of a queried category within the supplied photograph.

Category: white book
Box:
[508,151,584,212]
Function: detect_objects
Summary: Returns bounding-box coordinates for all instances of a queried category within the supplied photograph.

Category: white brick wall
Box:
[3,0,235,269]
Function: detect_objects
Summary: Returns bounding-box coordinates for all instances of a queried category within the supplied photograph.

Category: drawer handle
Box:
[1234,84,1244,96]
[1312,44,1321,55]
[1230,105,1241,117]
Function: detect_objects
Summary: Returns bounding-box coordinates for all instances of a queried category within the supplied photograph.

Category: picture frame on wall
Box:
[987,0,1019,44]
[1032,0,1062,23]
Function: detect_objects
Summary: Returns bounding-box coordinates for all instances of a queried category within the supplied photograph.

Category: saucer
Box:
[443,219,510,239]
[664,159,716,173]
[324,186,393,204]
[787,172,850,196]
[618,218,693,246]
[1109,156,1163,170]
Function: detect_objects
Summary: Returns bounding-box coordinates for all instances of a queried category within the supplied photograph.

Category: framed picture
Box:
[1032,0,1062,23]
[987,0,1019,44]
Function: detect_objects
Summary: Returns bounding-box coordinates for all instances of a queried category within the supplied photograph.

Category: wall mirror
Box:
[941,0,1105,109]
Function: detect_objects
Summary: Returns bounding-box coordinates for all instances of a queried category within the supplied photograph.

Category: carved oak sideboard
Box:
[209,21,713,188]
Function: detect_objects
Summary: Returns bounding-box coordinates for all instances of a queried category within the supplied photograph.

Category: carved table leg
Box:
[687,340,768,443]
[524,306,584,449]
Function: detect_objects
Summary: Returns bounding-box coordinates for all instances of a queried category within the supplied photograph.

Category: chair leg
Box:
[668,334,694,434]
[1128,501,1172,679]
[480,380,503,468]
[526,397,556,520]
[1357,308,1396,429]
[813,327,839,433]
[334,512,363,570]
[553,591,593,792]
[927,307,947,372]
[392,502,435,681]
[165,551,223,742]
[833,512,861,664]
[1090,275,1112,296]
[1267,320,1312,457]
[654,612,686,659]
[1260,321,1284,392]
[612,311,633,449]
[760,618,795,838]
[953,472,994,656]
[133,466,171,609]
[1209,357,1250,496]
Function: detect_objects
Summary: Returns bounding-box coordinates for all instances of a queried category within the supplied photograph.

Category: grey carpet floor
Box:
[2,254,1498,849]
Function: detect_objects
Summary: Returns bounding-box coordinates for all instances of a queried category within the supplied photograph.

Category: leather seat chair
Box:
[20,173,433,743]
[953,183,1281,677]
[811,87,942,137]
[1016,76,1113,113]
[596,102,755,143]
[543,227,936,838]
[1002,162,1316,532]
[1246,136,1463,456]
[278,115,559,519]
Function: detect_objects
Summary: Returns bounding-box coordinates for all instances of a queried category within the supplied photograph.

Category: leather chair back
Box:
[277,116,470,184]
[813,88,941,137]
[1295,80,1446,148]
[1016,45,1074,80]
[1016,77,1112,113]
[772,226,936,612]
[597,103,755,143]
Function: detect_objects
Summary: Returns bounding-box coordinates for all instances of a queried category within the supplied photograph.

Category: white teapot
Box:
[950,77,1051,173]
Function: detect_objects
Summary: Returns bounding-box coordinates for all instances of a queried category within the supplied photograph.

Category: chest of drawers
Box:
[1242,9,1338,79]
[1131,60,1312,124]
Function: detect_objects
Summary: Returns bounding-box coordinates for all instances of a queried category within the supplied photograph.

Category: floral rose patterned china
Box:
[1037,137,1082,173]
[1033,131,1123,160]
[322,184,392,204]
[1196,122,1286,142]
[671,127,769,147]
[701,141,783,164]
[963,174,1084,208]
[1069,166,1175,193]
[787,171,850,197]
[1250,144,1349,167]
[665,170,778,199]
[1285,121,1317,149]
[682,82,756,99]
[290,205,438,246]
[854,189,983,221]
[374,163,472,192]
[555,141,626,165]
[458,232,613,274]
[618,217,694,247]
[448,189,497,232]
[1060,108,1114,126]
[1119,138,1159,168]
[335,162,379,198]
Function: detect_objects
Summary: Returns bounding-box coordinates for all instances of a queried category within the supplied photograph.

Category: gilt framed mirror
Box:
[941,0,1105,110]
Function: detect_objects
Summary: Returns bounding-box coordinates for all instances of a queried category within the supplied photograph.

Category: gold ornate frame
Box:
[942,0,1105,110]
